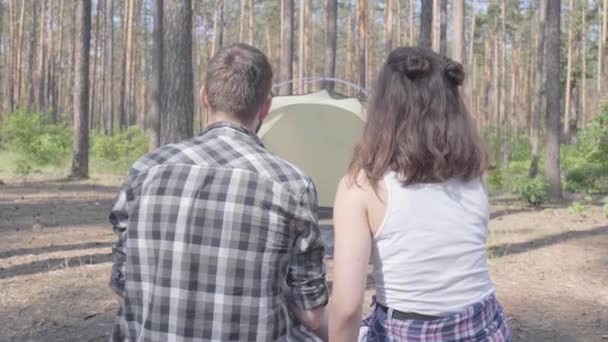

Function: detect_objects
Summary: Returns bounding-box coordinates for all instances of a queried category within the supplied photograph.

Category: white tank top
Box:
[371,172,495,316]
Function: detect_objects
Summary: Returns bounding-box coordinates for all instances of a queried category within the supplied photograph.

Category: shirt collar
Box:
[201,121,264,147]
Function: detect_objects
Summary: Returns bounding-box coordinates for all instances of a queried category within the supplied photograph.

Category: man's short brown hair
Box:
[204,44,273,123]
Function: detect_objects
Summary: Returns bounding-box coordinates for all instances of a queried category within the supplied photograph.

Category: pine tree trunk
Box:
[409,0,415,45]
[149,0,162,150]
[27,1,38,110]
[345,6,353,91]
[598,0,605,95]
[530,0,546,178]
[324,0,337,90]
[279,0,293,95]
[7,0,14,111]
[298,1,305,93]
[248,0,254,45]
[439,0,447,55]
[544,0,562,200]
[15,0,25,106]
[0,0,3,111]
[357,0,366,96]
[71,0,92,179]
[118,0,129,130]
[160,0,193,145]
[453,0,465,63]
[126,0,136,126]
[396,0,402,46]
[104,0,114,135]
[211,0,224,56]
[90,0,102,130]
[499,0,508,167]
[51,0,65,122]
[581,1,587,127]
[432,0,439,51]
[419,0,432,48]
[564,0,574,143]
[37,0,47,112]
[239,0,245,42]
[385,0,393,53]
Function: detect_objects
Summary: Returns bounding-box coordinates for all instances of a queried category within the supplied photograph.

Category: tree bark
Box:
[149,0,162,151]
[37,0,47,111]
[298,1,305,93]
[529,0,546,178]
[104,0,114,135]
[118,0,129,130]
[211,0,224,56]
[419,0,432,48]
[345,5,353,91]
[71,0,92,179]
[396,0,402,46]
[0,0,3,111]
[563,0,574,143]
[89,0,103,130]
[385,0,393,53]
[544,0,562,200]
[7,0,14,111]
[357,0,367,96]
[160,0,193,145]
[279,0,294,95]
[499,0,508,167]
[409,0,415,45]
[248,0,254,45]
[27,0,38,110]
[439,0,447,55]
[15,0,25,106]
[432,0,439,51]
[239,0,245,41]
[453,0,465,63]
[581,0,587,127]
[324,0,337,90]
[598,0,606,95]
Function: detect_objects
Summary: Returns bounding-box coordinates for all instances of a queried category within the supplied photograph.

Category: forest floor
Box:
[0,176,607,341]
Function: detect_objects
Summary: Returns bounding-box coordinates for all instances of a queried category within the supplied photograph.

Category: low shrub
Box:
[511,176,548,207]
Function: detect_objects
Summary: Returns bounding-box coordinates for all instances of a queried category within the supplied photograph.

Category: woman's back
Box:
[371,172,494,316]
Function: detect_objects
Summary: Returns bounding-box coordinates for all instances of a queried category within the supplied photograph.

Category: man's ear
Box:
[200,86,209,109]
[257,97,272,122]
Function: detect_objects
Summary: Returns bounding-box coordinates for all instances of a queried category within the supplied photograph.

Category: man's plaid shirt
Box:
[109,122,329,341]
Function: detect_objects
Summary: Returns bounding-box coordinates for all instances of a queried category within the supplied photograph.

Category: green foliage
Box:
[568,201,587,215]
[603,203,608,218]
[0,109,71,166]
[90,127,148,171]
[562,105,608,194]
[511,176,548,207]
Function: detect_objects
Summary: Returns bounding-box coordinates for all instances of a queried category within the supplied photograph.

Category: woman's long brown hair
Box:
[350,46,489,187]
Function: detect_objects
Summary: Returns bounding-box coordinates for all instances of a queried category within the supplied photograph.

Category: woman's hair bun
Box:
[444,59,465,86]
[390,54,432,80]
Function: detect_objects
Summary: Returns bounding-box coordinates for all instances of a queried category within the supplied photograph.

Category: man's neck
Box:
[207,113,257,133]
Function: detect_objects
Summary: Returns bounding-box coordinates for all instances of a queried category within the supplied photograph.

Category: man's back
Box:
[109,123,328,341]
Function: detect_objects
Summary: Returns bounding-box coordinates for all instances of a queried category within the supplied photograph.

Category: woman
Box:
[329,47,511,341]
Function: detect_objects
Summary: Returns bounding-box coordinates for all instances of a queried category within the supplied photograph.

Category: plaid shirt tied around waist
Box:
[109,122,329,341]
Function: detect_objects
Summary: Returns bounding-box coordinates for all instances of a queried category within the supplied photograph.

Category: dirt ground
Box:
[1,176,607,342]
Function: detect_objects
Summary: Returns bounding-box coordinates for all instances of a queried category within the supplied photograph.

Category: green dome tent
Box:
[258,89,366,208]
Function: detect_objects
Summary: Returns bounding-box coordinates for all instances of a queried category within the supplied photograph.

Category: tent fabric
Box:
[259,90,366,208]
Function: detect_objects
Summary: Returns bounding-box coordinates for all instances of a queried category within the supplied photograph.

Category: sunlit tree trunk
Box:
[419,0,432,48]
[530,0,546,178]
[71,0,92,179]
[544,0,562,200]
[324,0,337,90]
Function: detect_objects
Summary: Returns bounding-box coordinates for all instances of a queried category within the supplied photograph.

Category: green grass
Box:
[0,149,132,180]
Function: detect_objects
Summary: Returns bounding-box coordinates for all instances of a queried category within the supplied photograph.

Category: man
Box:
[109,44,329,341]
